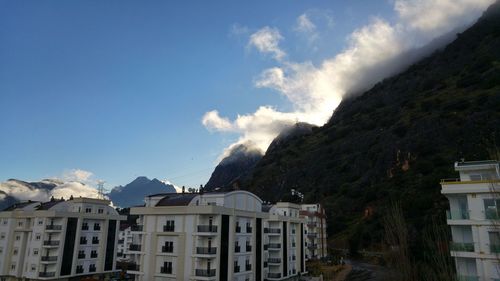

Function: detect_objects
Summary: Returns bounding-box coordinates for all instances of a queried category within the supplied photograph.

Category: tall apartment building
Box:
[126,190,307,281]
[0,197,125,281]
[300,204,328,260]
[441,160,500,281]
[117,225,132,262]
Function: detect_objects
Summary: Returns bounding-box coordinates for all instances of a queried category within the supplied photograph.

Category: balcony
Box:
[46,225,62,231]
[457,276,479,281]
[43,240,60,246]
[80,239,87,245]
[236,226,241,233]
[235,245,241,253]
[128,264,141,271]
[162,246,174,253]
[491,244,500,253]
[265,228,281,234]
[41,256,57,262]
[450,242,474,252]
[446,210,470,220]
[92,239,99,245]
[268,272,281,278]
[246,226,252,233]
[268,243,281,249]
[39,272,56,278]
[131,225,143,232]
[76,267,84,274]
[195,269,216,277]
[94,225,101,231]
[89,266,96,273]
[246,245,252,252]
[160,266,173,274]
[196,247,217,255]
[82,225,89,231]
[234,265,240,273]
[163,225,175,232]
[268,258,281,263]
[245,264,251,271]
[486,209,500,220]
[291,242,296,247]
[90,253,98,258]
[129,244,142,251]
[197,225,217,233]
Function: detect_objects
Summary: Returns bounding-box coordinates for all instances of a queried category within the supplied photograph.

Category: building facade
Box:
[441,160,500,281]
[127,190,307,281]
[0,197,124,281]
[300,204,328,260]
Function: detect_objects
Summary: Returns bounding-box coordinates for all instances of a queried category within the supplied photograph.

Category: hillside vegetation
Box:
[241,2,500,253]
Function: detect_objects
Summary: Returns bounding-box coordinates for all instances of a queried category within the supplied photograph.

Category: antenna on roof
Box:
[97,180,106,199]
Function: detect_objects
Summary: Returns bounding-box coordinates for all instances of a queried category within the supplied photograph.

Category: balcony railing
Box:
[246,226,252,233]
[129,244,142,251]
[162,246,174,253]
[446,210,470,220]
[234,265,240,273]
[163,225,175,232]
[76,267,84,274]
[268,272,281,278]
[89,267,96,273]
[268,243,281,249]
[450,242,474,252]
[268,258,281,263]
[246,245,252,252]
[80,239,87,245]
[131,225,143,231]
[81,225,89,231]
[43,240,60,246]
[197,225,217,232]
[235,245,241,253]
[39,272,56,277]
[94,225,101,231]
[245,264,251,271]
[46,225,62,230]
[491,244,500,253]
[196,247,216,255]
[486,209,500,220]
[266,228,281,234]
[128,264,141,271]
[90,253,98,258]
[92,239,99,245]
[195,269,216,277]
[456,276,479,281]
[236,226,241,233]
[41,256,57,262]
[160,266,173,274]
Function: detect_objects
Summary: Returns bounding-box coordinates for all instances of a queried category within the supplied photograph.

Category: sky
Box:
[0,0,494,192]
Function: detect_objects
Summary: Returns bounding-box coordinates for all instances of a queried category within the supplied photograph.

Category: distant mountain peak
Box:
[107,176,177,207]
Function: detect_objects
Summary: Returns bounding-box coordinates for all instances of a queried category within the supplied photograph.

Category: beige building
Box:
[0,197,125,281]
[442,160,500,281]
[300,204,328,260]
[126,190,307,281]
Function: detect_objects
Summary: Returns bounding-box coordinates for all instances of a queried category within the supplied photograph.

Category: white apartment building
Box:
[300,204,328,260]
[117,225,132,262]
[441,160,500,281]
[127,190,307,281]
[0,197,125,281]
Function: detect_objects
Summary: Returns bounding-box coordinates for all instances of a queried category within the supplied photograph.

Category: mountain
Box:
[235,1,500,253]
[204,144,263,191]
[0,179,59,210]
[107,176,176,207]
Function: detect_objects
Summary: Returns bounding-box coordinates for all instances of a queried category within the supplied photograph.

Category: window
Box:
[2,219,7,225]
[35,234,41,240]
[76,265,84,273]
[164,220,175,231]
[161,261,173,274]
[98,208,103,214]
[484,199,500,219]
[38,219,43,225]
[0,247,3,253]
[162,241,174,253]
[93,223,100,231]
[91,250,98,258]
[15,235,20,241]
[31,264,36,271]
[11,264,15,270]
[78,250,85,258]
[85,208,92,213]
[13,248,18,255]
[33,249,38,255]
[18,221,23,227]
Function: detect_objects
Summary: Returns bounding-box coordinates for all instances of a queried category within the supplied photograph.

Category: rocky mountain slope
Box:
[107,176,176,207]
[238,2,500,251]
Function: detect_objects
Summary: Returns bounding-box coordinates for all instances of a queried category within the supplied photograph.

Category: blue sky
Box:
[0,0,487,189]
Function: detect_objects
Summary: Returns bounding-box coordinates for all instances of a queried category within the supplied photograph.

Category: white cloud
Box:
[295,14,316,33]
[0,169,103,204]
[229,23,250,36]
[202,110,233,132]
[248,26,286,61]
[205,0,494,156]
[162,180,183,193]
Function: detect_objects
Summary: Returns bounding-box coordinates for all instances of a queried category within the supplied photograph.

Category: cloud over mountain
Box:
[203,0,495,156]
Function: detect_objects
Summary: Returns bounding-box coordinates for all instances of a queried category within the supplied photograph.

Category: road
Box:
[345,260,394,281]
